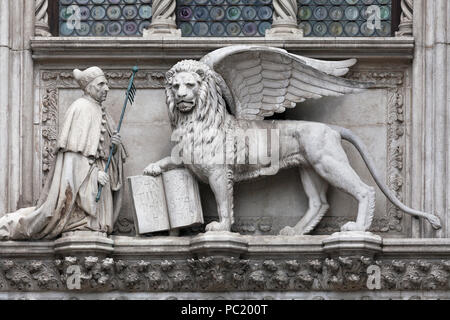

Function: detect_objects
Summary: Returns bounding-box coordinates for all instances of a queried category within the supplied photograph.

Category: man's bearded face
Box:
[86,76,109,103]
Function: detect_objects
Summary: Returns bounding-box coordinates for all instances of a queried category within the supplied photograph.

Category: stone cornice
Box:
[31,37,415,63]
[1,236,450,258]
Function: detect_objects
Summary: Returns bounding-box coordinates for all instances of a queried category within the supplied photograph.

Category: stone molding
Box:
[1,236,450,293]
[30,38,415,63]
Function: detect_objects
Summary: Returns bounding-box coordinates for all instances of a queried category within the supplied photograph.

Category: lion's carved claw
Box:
[279,226,297,236]
[143,163,162,177]
[340,222,364,232]
[205,220,231,232]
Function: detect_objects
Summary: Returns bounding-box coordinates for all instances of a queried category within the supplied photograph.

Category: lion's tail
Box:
[331,125,442,230]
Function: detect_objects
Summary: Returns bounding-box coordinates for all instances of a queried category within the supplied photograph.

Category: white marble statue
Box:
[0,67,127,240]
[144,46,441,236]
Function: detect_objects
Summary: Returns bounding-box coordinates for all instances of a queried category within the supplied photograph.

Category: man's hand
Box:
[143,163,162,176]
[111,131,122,148]
[97,171,109,186]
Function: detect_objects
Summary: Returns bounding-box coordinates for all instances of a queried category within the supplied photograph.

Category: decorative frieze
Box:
[2,255,450,292]
[385,88,406,232]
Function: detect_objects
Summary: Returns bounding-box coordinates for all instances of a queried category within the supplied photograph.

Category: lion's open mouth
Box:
[177,101,195,112]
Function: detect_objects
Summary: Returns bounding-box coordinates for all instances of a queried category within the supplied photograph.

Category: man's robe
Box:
[0,96,127,240]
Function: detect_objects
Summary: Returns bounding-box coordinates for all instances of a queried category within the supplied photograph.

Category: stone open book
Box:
[128,169,204,234]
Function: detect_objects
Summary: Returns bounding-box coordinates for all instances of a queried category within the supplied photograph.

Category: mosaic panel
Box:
[58,0,393,38]
[59,0,153,36]
[176,0,273,37]
[298,0,392,37]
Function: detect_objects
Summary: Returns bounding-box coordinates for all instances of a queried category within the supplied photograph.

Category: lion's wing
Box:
[201,46,374,120]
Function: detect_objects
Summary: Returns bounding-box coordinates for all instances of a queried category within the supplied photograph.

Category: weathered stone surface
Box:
[1,237,450,297]
[1,0,449,301]
[128,175,170,234]
[145,46,439,237]
[129,170,203,234]
[54,231,114,257]
[162,169,204,229]
[322,231,383,257]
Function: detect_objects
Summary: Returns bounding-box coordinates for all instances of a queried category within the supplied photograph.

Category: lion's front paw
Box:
[340,222,364,232]
[143,163,162,176]
[205,220,231,232]
[279,226,296,236]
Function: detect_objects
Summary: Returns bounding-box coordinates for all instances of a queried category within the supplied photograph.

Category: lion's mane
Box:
[166,60,230,161]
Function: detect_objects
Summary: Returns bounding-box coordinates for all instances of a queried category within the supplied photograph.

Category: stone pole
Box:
[0,0,10,214]
[266,0,303,38]
[0,0,36,215]
[143,0,181,38]
[35,0,52,37]
[396,0,413,37]
[410,0,450,237]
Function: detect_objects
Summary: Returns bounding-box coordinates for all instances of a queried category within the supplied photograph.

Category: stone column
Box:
[35,0,52,37]
[396,0,413,37]
[0,0,10,214]
[0,0,35,214]
[265,0,303,37]
[143,0,181,38]
[410,0,450,238]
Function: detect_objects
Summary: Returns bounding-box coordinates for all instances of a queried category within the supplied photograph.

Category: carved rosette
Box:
[35,0,51,37]
[143,0,181,37]
[265,0,303,36]
[396,0,413,37]
[2,256,450,293]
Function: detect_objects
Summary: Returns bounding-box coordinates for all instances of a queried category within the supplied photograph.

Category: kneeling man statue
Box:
[0,67,127,240]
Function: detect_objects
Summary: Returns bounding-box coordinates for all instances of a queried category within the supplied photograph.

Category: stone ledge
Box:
[323,232,382,257]
[2,236,450,257]
[54,231,114,257]
[30,37,415,63]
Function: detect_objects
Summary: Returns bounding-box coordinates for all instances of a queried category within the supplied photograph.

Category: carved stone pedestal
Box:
[265,26,304,39]
[322,231,382,258]
[265,0,303,38]
[142,0,181,38]
[54,231,114,258]
[190,231,248,258]
[143,21,182,39]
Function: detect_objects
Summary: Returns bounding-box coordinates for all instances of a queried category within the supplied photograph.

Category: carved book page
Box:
[128,175,170,234]
[128,169,203,235]
[162,169,204,229]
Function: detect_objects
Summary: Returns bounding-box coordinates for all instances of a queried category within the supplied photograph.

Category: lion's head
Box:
[165,60,227,130]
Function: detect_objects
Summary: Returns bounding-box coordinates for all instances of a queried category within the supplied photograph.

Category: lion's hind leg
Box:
[301,127,376,232]
[309,152,375,232]
[280,168,329,236]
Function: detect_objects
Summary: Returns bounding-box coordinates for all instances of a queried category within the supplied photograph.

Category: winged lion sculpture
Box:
[144,45,441,235]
